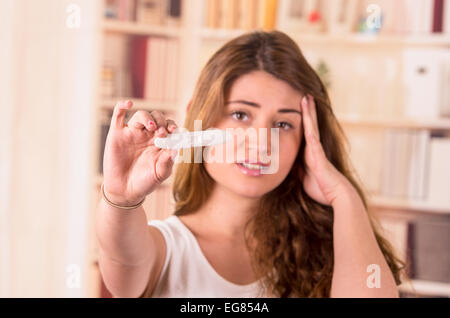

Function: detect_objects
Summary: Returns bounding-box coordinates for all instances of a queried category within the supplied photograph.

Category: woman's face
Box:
[204,70,304,198]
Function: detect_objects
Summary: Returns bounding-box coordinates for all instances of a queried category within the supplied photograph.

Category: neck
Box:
[195,183,260,241]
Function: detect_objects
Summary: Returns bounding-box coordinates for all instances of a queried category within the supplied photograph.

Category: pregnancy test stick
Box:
[154,129,232,149]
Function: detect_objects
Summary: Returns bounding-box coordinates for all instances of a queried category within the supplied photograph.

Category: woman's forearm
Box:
[95,197,152,266]
[330,185,399,298]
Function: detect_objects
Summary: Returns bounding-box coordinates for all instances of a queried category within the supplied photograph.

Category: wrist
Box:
[101,183,146,210]
[331,180,364,210]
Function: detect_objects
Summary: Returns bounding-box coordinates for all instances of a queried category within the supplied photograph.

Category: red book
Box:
[129,36,148,98]
[433,0,444,32]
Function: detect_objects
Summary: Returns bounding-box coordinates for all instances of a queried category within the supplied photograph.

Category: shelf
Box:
[369,195,450,215]
[102,19,181,38]
[337,115,450,130]
[101,98,180,113]
[200,28,248,41]
[399,279,450,297]
[200,28,450,47]
[293,33,450,47]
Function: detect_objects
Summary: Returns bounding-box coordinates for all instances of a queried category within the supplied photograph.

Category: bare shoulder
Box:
[138,224,167,297]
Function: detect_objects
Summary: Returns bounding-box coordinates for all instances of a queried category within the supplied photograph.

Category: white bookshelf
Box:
[337,114,450,130]
[90,0,450,298]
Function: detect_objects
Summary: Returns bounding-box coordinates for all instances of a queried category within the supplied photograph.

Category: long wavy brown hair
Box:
[172,30,407,297]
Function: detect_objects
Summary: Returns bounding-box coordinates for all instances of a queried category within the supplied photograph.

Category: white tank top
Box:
[145,215,267,297]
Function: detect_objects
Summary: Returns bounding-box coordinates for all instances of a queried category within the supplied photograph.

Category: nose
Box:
[238,121,274,163]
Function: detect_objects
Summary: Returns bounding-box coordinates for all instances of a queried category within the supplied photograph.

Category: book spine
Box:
[206,0,220,28]
[164,39,177,103]
[156,38,166,103]
[381,129,395,197]
[416,130,430,200]
[130,37,147,98]
[432,0,444,32]
[444,0,450,32]
[263,0,278,30]
[166,0,182,26]
[144,37,155,100]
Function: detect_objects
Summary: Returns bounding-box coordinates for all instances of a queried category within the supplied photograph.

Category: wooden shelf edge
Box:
[200,28,450,46]
[369,195,450,214]
[102,19,181,37]
[337,115,450,130]
[399,279,450,297]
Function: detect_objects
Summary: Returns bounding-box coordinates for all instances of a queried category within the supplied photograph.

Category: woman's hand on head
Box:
[300,95,355,206]
[102,100,179,206]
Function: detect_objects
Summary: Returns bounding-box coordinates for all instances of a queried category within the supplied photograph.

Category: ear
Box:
[186,99,193,113]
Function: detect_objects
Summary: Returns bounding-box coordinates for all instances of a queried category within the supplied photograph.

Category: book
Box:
[427,137,450,205]
[410,218,450,283]
[327,0,359,34]
[103,33,132,97]
[205,0,221,29]
[381,129,395,197]
[393,130,412,198]
[163,39,179,103]
[262,0,279,30]
[156,38,167,102]
[101,65,115,98]
[129,36,148,98]
[166,0,182,27]
[346,127,384,195]
[378,216,409,265]
[403,49,450,119]
[117,0,136,21]
[277,0,325,33]
[105,0,118,19]
[381,129,416,199]
[99,110,114,174]
[421,0,435,33]
[136,0,165,25]
[239,0,259,30]
[220,0,239,29]
[432,0,445,33]
[444,0,450,33]
[407,130,431,200]
[145,37,158,101]
[144,37,179,104]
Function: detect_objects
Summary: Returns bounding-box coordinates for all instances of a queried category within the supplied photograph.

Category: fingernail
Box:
[148,121,155,127]
[302,96,308,106]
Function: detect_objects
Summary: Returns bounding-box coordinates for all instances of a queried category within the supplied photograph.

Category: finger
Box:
[127,110,158,131]
[166,119,178,132]
[154,149,178,182]
[301,96,317,142]
[307,94,320,139]
[111,100,133,129]
[306,131,328,171]
[149,110,168,129]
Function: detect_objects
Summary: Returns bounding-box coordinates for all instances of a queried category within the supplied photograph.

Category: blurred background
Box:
[0,0,449,298]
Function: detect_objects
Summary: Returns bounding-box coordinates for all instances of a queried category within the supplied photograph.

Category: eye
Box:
[231,111,249,121]
[275,121,294,130]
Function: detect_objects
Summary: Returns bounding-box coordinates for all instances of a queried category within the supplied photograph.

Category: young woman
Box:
[96,31,405,298]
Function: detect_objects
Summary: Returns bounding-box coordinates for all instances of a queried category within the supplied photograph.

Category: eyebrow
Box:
[226,100,302,115]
